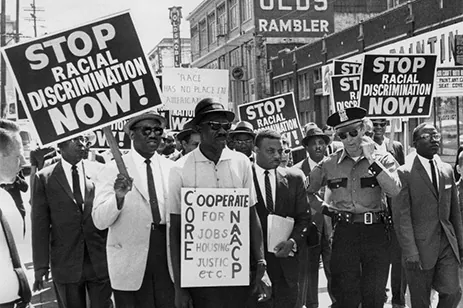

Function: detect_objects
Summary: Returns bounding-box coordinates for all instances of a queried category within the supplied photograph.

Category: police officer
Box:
[306,107,401,308]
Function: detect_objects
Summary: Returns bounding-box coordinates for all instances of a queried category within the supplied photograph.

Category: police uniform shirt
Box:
[307,148,401,214]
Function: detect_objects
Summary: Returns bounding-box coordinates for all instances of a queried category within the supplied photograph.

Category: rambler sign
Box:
[254,0,334,37]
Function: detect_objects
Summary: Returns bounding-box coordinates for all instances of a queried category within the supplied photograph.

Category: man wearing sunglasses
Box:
[93,111,175,308]
[370,118,406,308]
[306,107,401,308]
[168,98,266,308]
[392,123,463,308]
[32,134,112,308]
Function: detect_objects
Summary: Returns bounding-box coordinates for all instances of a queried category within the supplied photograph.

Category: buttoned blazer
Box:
[392,156,463,269]
[253,165,311,285]
[32,161,108,284]
[92,152,174,291]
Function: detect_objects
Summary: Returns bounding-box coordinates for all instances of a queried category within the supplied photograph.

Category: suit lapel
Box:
[82,171,94,220]
[437,160,445,201]
[301,158,311,177]
[414,157,438,199]
[53,161,78,206]
[275,167,288,214]
[252,164,264,205]
[125,153,150,202]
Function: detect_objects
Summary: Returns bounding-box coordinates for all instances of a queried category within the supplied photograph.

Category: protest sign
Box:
[333,60,362,75]
[238,92,304,148]
[170,109,194,131]
[181,188,250,288]
[330,74,361,112]
[2,11,162,146]
[162,67,229,111]
[92,120,131,150]
[435,67,463,97]
[359,54,437,118]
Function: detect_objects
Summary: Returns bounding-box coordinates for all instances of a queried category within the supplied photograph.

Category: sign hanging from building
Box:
[2,11,163,146]
[330,74,361,112]
[238,92,304,148]
[455,35,463,66]
[435,67,463,97]
[180,188,250,288]
[254,0,334,38]
[359,54,437,118]
[162,67,229,111]
[169,6,183,68]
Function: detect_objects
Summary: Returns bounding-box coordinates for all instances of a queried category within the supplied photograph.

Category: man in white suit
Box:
[392,123,463,308]
[93,111,175,308]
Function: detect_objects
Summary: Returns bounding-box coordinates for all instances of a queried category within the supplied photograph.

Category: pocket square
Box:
[445,184,452,190]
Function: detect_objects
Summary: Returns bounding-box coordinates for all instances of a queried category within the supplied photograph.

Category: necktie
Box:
[145,159,161,225]
[429,159,438,194]
[264,170,274,212]
[71,165,84,210]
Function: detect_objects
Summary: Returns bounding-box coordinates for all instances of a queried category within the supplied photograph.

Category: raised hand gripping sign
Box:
[181,188,250,288]
[2,11,163,146]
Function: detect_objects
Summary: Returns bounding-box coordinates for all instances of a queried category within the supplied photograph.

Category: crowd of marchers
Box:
[1,98,463,308]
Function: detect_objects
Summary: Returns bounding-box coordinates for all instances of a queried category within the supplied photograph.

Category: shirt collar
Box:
[337,148,366,164]
[131,149,158,166]
[254,163,275,176]
[416,153,437,166]
[61,158,82,171]
[194,146,234,162]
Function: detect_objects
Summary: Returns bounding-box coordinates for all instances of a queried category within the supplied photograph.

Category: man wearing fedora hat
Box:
[293,126,334,307]
[230,121,256,161]
[93,110,175,307]
[168,98,266,308]
[306,107,401,308]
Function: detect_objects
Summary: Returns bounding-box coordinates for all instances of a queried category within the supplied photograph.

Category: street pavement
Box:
[15,179,447,308]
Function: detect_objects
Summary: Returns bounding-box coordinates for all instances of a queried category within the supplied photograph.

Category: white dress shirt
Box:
[254,164,276,209]
[307,156,320,171]
[0,190,22,303]
[131,150,167,224]
[61,159,86,208]
[417,153,439,190]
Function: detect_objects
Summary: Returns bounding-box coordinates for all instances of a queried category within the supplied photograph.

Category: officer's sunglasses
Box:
[337,129,359,140]
[205,121,232,131]
[133,126,164,136]
[372,122,387,127]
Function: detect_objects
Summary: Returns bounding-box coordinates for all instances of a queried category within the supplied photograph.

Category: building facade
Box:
[187,0,390,115]
[147,38,192,74]
[270,0,463,162]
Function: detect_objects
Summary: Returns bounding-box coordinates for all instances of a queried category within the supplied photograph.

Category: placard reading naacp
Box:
[2,11,162,146]
[238,92,304,148]
[181,188,250,288]
[359,54,437,118]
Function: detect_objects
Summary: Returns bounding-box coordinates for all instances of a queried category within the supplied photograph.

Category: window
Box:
[229,0,238,30]
[230,48,241,67]
[240,0,251,22]
[298,72,310,100]
[208,13,216,44]
[217,4,227,35]
[288,78,294,93]
[282,79,288,93]
[274,80,281,94]
[313,68,322,83]
[191,26,199,60]
[199,20,207,51]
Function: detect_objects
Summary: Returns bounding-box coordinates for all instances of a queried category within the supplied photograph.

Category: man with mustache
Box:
[306,107,401,308]
[168,98,266,308]
[32,134,111,308]
[93,111,175,307]
[392,123,463,308]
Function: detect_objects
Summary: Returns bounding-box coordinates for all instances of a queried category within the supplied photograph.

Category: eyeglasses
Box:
[234,139,253,145]
[71,136,89,144]
[133,126,164,136]
[365,131,374,137]
[205,121,232,131]
[418,133,441,141]
[372,122,387,127]
[337,129,359,140]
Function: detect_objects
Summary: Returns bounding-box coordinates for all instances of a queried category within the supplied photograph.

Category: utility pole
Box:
[15,0,19,43]
[24,0,43,38]
[1,0,6,118]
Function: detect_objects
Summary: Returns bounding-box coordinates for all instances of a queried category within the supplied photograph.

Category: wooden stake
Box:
[102,126,129,178]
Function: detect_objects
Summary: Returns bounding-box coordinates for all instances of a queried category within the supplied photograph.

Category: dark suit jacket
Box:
[392,156,463,270]
[32,160,108,284]
[252,165,311,286]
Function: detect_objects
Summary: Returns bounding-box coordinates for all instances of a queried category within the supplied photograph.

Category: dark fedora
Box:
[302,127,331,146]
[176,120,197,142]
[190,98,235,126]
[123,110,167,134]
[229,121,255,138]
